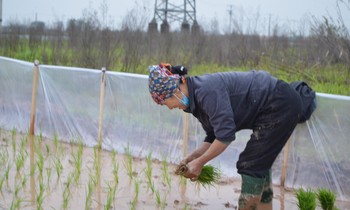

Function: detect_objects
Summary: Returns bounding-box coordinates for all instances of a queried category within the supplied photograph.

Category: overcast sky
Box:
[2,0,350,34]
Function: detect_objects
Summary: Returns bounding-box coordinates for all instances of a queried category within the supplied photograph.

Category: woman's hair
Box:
[160,63,188,76]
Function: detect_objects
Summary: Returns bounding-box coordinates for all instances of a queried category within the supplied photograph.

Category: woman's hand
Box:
[183,159,204,181]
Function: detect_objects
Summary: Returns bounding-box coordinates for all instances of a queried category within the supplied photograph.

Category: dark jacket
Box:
[186,70,278,144]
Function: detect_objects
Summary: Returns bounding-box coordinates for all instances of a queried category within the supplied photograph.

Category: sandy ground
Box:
[0,129,349,210]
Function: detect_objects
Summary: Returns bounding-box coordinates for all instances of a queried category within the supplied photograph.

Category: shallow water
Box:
[0,130,349,210]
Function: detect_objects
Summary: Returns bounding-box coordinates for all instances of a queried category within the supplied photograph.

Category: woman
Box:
[148,63,307,210]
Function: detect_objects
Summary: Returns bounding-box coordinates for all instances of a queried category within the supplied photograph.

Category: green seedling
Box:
[113,162,119,186]
[123,144,133,180]
[36,181,46,210]
[11,128,17,157]
[317,188,337,210]
[0,147,9,167]
[36,150,45,180]
[46,167,52,189]
[54,157,63,180]
[145,151,154,193]
[155,188,167,209]
[104,182,117,210]
[0,176,5,193]
[85,177,95,210]
[37,132,43,145]
[155,189,161,206]
[130,180,140,210]
[20,136,27,153]
[53,132,59,153]
[21,175,27,190]
[93,146,100,180]
[15,152,26,174]
[10,196,23,210]
[14,182,21,197]
[72,140,83,183]
[5,163,11,184]
[296,188,317,210]
[196,165,221,188]
[45,144,50,157]
[62,176,73,210]
[162,156,171,188]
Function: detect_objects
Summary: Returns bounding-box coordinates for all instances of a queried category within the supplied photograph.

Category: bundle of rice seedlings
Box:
[317,188,338,210]
[196,165,221,188]
[296,188,317,210]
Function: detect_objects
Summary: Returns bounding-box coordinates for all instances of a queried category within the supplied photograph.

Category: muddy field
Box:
[0,129,349,210]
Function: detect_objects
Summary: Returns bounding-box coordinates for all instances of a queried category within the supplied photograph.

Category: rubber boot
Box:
[258,170,273,210]
[238,174,265,210]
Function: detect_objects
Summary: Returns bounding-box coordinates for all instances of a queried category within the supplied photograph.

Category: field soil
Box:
[1,130,349,210]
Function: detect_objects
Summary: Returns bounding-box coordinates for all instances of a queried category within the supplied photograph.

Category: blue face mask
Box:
[174,90,190,108]
[180,91,190,107]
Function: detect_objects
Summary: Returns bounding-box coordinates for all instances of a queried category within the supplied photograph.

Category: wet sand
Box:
[0,130,349,210]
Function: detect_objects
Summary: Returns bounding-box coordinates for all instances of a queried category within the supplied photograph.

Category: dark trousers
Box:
[237,80,303,178]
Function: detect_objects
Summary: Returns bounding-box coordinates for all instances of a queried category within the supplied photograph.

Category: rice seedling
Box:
[15,152,26,174]
[53,132,59,153]
[155,189,161,206]
[317,188,338,210]
[36,181,46,210]
[11,128,17,157]
[161,156,171,188]
[130,180,140,210]
[5,163,11,185]
[123,144,133,180]
[36,150,45,180]
[72,140,84,183]
[14,181,22,197]
[19,136,27,153]
[45,144,50,158]
[145,151,154,193]
[62,176,73,210]
[85,176,95,210]
[154,188,167,209]
[112,162,119,187]
[195,165,221,188]
[9,196,23,210]
[0,176,5,193]
[53,157,63,180]
[104,182,118,210]
[93,146,100,181]
[296,188,317,210]
[21,175,27,190]
[0,147,9,167]
[37,132,43,145]
[46,167,52,189]
[111,149,117,163]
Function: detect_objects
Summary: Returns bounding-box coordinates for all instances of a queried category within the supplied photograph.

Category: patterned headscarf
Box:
[148,64,180,105]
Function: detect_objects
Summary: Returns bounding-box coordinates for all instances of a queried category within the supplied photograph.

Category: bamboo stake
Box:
[280,137,291,187]
[97,67,106,147]
[97,67,106,210]
[29,60,40,203]
[183,112,189,157]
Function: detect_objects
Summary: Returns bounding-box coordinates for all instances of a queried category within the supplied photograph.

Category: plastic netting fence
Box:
[1,56,350,200]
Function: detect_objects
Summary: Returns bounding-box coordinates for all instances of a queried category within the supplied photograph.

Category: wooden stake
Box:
[29,60,40,203]
[97,67,106,210]
[183,112,189,157]
[97,68,106,147]
[281,137,291,187]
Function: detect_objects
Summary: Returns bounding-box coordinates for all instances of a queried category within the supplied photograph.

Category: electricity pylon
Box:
[148,0,199,34]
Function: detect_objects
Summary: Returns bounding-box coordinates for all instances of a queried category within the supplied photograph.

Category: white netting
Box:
[1,56,350,200]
